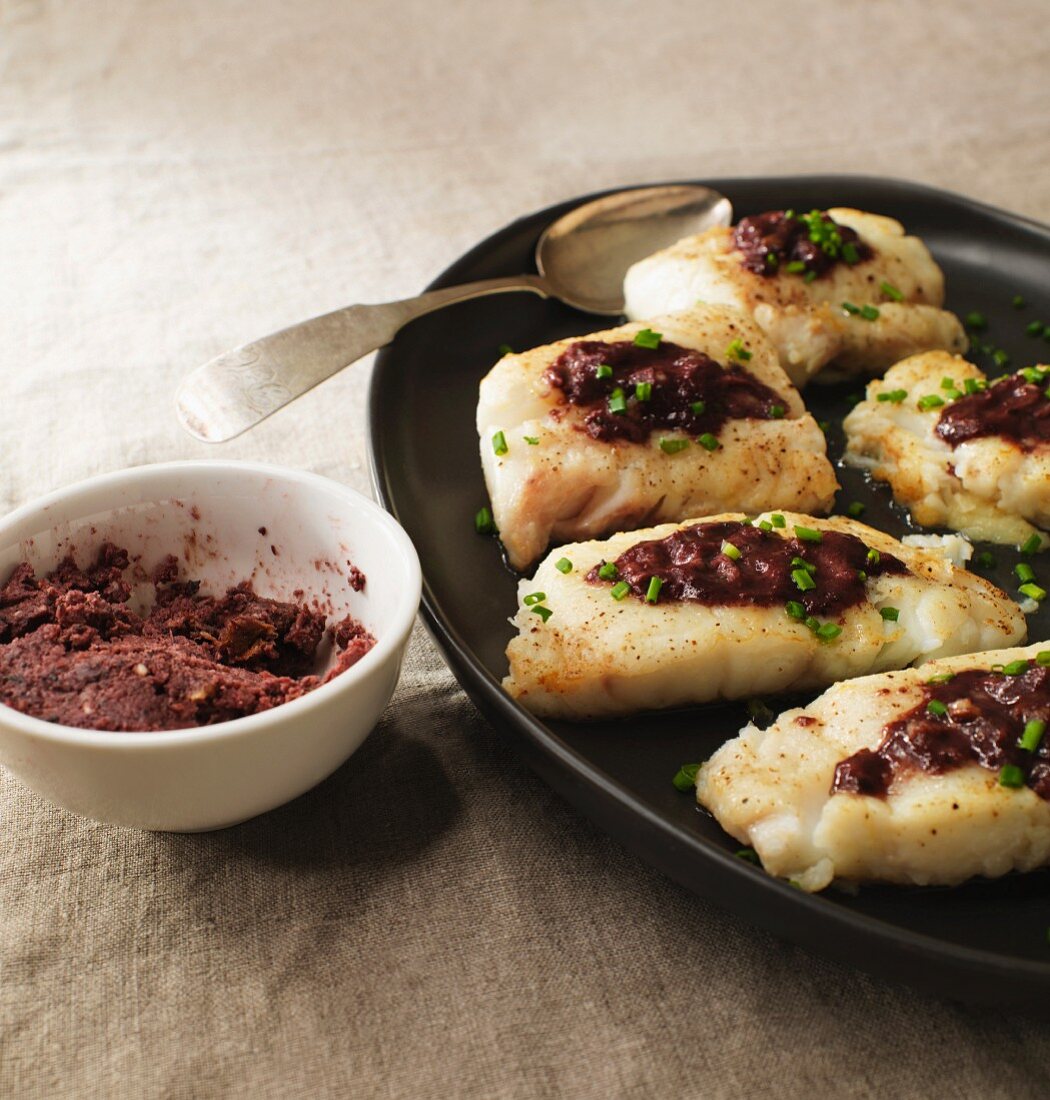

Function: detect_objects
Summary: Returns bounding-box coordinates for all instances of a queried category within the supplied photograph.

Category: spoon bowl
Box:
[176,184,733,442]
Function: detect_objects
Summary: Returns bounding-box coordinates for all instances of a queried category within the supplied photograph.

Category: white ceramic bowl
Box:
[0,461,421,831]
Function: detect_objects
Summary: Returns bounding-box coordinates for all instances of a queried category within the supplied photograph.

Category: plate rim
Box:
[368,174,1050,1003]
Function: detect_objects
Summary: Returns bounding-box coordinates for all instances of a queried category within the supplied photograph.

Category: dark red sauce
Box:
[733,209,871,278]
[544,339,788,443]
[936,373,1050,452]
[0,544,375,732]
[586,521,907,615]
[833,663,1050,799]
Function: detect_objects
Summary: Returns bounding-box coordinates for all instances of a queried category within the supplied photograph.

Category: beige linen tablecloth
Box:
[3,2,1050,1096]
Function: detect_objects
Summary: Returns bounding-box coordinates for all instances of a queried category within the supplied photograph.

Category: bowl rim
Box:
[0,459,421,748]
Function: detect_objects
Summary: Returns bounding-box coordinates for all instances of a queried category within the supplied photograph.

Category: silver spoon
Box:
[175,184,733,442]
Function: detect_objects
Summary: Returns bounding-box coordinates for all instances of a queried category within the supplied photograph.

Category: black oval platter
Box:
[368,175,1050,1008]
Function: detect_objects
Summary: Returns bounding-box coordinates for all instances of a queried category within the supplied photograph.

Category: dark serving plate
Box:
[369,176,1050,1008]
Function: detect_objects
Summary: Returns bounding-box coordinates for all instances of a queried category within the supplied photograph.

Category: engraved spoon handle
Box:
[175,274,549,443]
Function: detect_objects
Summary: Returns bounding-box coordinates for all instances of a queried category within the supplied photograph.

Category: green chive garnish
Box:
[523,592,546,606]
[917,394,945,411]
[672,763,702,791]
[842,242,860,265]
[880,607,900,621]
[523,435,539,445]
[1020,582,1047,601]
[999,764,1025,789]
[792,568,816,592]
[769,405,785,419]
[758,520,773,532]
[498,343,513,356]
[815,622,842,642]
[846,502,865,518]
[941,376,956,390]
[726,338,752,362]
[771,514,786,528]
[1013,295,1027,309]
[794,525,823,543]
[596,363,613,380]
[927,672,955,684]
[804,270,818,284]
[877,389,908,403]
[492,431,508,456]
[746,698,776,726]
[1015,563,1036,584]
[635,381,652,402]
[608,387,628,415]
[645,576,664,604]
[610,581,630,601]
[555,557,572,574]
[474,506,496,535]
[1020,533,1043,555]
[880,281,904,302]
[1020,720,1046,753]
[975,551,996,569]
[866,548,880,566]
[736,847,761,864]
[927,700,948,716]
[791,556,816,573]
[633,328,662,349]
[860,304,880,321]
[697,433,720,451]
[785,601,806,621]
[531,605,553,622]
[964,311,987,331]
[785,260,806,274]
[659,437,689,455]
[1003,660,1030,675]
[1026,321,1045,338]
[690,400,707,415]
[1038,651,1050,667]
[597,562,619,581]
[964,377,983,395]
[721,540,742,561]
[992,348,1011,367]
[842,301,861,316]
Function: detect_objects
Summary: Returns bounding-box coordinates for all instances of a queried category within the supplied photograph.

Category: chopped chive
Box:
[964,311,987,331]
[726,337,752,362]
[633,327,662,349]
[1015,563,1036,584]
[804,616,821,632]
[1020,720,1046,753]
[765,252,779,268]
[860,304,880,321]
[474,506,496,535]
[841,301,861,315]
[846,501,866,519]
[1026,321,1045,338]
[659,437,689,455]
[746,698,776,727]
[927,672,955,684]
[1020,533,1043,555]
[523,435,539,445]
[880,280,904,302]
[917,394,945,411]
[555,557,573,574]
[975,550,996,569]
[999,764,1026,789]
[492,430,509,456]
[964,377,982,395]
[944,388,963,401]
[1038,651,1050,667]
[880,607,900,621]
[941,376,956,390]
[672,763,702,791]
[792,568,816,592]
[804,270,818,284]
[758,520,773,532]
[608,387,628,415]
[791,556,817,573]
[635,381,653,402]
[498,343,513,356]
[1013,295,1027,309]
[736,847,761,865]
[992,348,1011,367]
[530,604,553,622]
[645,576,664,604]
[523,591,547,606]
[697,432,720,451]
[785,600,806,621]
[815,622,842,642]
[866,548,880,566]
[769,404,785,419]
[721,540,742,561]
[1020,582,1047,601]
[610,581,630,601]
[1003,660,1030,675]
[794,525,823,543]
[927,700,948,717]
[596,363,613,380]
[597,562,619,581]
[842,242,860,265]
[857,570,867,582]
[771,514,786,528]
[877,389,908,403]
[785,260,806,274]
[690,400,707,415]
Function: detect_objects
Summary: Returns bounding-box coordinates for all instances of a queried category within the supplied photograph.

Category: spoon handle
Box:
[175,274,550,443]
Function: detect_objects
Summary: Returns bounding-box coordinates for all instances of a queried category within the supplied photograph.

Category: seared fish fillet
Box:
[844,351,1050,549]
[477,307,837,571]
[623,208,966,387]
[698,642,1050,892]
[503,512,1025,720]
